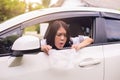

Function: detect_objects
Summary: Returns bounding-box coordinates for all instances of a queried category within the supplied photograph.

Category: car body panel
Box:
[0,46,104,80]
[103,43,120,80]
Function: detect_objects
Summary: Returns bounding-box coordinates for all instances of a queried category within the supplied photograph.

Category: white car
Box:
[0,7,120,80]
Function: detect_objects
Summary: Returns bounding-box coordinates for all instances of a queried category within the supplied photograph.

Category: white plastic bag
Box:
[48,49,76,70]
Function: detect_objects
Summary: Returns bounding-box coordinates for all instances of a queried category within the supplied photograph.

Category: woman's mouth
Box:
[59,42,64,47]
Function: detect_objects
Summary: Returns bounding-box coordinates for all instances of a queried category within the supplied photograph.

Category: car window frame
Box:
[21,11,100,43]
[101,12,120,20]
[0,24,22,37]
[21,11,100,29]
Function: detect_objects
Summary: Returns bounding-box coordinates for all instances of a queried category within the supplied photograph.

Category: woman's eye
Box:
[57,33,62,36]
[64,34,67,37]
[56,33,67,37]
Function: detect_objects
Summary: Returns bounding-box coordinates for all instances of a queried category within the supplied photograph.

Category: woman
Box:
[41,20,93,54]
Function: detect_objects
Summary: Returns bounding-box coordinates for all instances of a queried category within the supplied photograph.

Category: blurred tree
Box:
[0,0,51,23]
[0,0,26,23]
[28,2,43,11]
[41,0,51,8]
[25,0,51,33]
[0,0,51,33]
[26,2,44,34]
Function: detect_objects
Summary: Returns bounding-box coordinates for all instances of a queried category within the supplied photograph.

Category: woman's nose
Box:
[60,35,65,40]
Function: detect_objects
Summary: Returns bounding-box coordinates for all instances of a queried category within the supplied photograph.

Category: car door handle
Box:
[79,58,101,67]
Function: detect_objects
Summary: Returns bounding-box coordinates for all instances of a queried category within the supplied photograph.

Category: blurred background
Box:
[0,0,120,23]
[0,0,120,34]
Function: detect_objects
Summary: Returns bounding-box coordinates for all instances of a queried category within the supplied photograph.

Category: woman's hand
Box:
[71,44,81,51]
[41,45,52,54]
[71,37,93,51]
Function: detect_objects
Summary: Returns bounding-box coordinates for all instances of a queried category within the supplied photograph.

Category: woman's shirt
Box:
[71,35,89,44]
[41,35,89,46]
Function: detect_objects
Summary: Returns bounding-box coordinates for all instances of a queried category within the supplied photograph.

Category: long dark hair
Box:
[44,20,72,49]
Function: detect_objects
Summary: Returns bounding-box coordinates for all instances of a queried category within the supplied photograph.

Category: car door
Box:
[36,12,104,80]
[0,46,104,80]
[25,46,104,80]
[0,10,104,80]
[103,44,120,80]
[61,46,104,80]
[102,14,120,80]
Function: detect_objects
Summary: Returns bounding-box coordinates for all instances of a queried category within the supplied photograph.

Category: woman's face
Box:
[55,27,67,49]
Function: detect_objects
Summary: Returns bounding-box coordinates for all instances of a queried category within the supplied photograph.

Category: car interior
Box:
[44,17,94,38]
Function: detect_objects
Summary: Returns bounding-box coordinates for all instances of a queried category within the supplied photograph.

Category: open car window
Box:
[44,17,94,38]
[0,16,95,55]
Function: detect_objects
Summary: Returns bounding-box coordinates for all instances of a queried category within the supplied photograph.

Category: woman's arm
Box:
[40,39,52,54]
[41,45,52,54]
[71,37,94,50]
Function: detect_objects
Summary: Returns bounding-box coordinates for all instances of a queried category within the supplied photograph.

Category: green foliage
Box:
[0,0,51,23]
[35,24,40,33]
[42,0,51,8]
[24,26,37,31]
[24,0,51,33]
[0,0,26,23]
[0,0,51,33]
[28,2,43,11]
[24,24,40,33]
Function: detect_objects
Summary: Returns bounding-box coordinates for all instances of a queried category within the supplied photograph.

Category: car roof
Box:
[0,7,120,32]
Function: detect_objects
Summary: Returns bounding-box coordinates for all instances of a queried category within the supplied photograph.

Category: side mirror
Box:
[11,35,41,57]
[12,35,40,51]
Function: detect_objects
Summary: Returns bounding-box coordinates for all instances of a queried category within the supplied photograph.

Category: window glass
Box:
[23,23,49,39]
[0,28,21,54]
[105,19,120,42]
